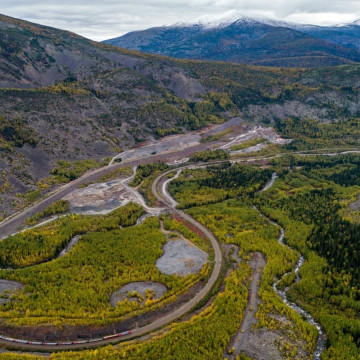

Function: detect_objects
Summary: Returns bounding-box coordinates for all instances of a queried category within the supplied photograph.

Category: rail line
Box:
[0,164,223,351]
[0,148,352,351]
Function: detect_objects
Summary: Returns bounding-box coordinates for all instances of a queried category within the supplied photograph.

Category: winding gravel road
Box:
[0,163,223,351]
[0,147,350,351]
[0,143,220,239]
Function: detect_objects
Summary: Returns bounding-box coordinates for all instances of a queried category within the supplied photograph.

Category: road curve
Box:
[0,166,223,351]
[0,148,350,350]
[2,144,357,239]
[0,144,214,239]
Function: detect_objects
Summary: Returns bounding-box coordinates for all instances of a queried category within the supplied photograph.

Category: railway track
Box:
[0,147,350,351]
[0,163,223,351]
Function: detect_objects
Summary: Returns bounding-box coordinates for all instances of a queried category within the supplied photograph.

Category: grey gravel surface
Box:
[156,239,208,277]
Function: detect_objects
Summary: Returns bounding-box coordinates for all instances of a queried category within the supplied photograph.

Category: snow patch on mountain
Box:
[169,13,360,31]
[170,13,283,30]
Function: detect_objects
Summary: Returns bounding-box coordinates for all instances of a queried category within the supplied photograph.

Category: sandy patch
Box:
[350,194,360,211]
[235,327,309,360]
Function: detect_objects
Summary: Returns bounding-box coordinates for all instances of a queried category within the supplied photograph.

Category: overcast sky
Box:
[2,0,360,41]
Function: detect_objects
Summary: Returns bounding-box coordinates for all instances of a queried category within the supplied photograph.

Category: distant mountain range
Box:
[104,16,360,67]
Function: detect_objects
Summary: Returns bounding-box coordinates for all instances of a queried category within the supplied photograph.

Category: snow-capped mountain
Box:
[104,16,360,67]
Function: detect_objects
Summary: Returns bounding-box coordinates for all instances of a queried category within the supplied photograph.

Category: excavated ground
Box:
[156,239,208,277]
[64,179,134,215]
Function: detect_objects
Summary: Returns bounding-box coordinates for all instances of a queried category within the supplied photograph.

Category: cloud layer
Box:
[2,0,360,41]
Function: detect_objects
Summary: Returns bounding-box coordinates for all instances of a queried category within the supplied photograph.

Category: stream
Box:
[271,232,326,359]
[58,235,81,257]
[258,173,325,359]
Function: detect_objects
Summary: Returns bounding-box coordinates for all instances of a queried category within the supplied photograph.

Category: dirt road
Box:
[0,164,223,351]
[229,252,266,356]
[0,146,347,351]
[0,142,218,239]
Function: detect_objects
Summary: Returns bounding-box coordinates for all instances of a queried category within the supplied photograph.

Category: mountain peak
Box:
[104,14,360,68]
[170,14,283,30]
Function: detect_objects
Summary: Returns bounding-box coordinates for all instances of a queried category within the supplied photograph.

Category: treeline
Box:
[273,153,360,187]
[309,201,360,283]
[50,159,104,183]
[169,164,272,208]
[0,213,208,327]
[199,164,272,191]
[275,117,360,150]
[279,187,360,281]
[189,149,229,162]
[130,163,169,206]
[1,263,250,360]
[0,115,37,149]
[0,204,211,327]
[187,201,317,356]
[257,166,360,359]
[130,163,168,187]
[269,155,360,280]
[25,200,69,226]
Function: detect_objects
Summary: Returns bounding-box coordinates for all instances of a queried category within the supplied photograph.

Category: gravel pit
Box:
[110,282,167,307]
[64,180,136,215]
[156,239,208,277]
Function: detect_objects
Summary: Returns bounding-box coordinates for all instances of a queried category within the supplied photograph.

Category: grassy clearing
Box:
[200,128,232,143]
[230,138,264,151]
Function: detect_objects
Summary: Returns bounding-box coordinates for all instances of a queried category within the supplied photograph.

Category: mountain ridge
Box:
[104,16,360,67]
[1,13,360,218]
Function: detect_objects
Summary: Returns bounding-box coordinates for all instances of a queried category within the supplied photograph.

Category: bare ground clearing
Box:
[0,280,24,305]
[110,282,167,307]
[156,239,208,277]
[64,179,133,215]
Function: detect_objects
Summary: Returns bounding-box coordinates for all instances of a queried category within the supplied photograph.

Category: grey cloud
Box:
[1,0,360,40]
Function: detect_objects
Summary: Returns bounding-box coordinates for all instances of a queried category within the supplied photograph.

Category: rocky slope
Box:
[1,13,360,217]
